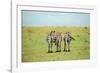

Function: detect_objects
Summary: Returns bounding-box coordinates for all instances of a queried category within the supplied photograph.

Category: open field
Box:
[22,26,90,62]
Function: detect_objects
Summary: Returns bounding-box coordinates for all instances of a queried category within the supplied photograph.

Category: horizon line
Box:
[22,25,90,27]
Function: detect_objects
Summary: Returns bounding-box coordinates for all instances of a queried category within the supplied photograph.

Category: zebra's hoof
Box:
[56,50,59,52]
[51,51,53,53]
[63,50,67,52]
[59,50,61,52]
[68,50,70,52]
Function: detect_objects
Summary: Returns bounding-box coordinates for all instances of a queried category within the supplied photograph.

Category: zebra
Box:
[63,32,75,52]
[47,31,62,53]
[47,34,52,53]
[56,32,62,52]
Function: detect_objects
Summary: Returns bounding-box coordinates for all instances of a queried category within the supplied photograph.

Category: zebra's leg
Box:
[68,42,70,52]
[48,43,51,53]
[56,42,59,52]
[59,42,61,52]
[64,43,67,52]
[59,43,61,52]
[50,42,53,53]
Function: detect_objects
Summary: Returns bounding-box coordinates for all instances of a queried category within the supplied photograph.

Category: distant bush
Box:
[84,27,88,29]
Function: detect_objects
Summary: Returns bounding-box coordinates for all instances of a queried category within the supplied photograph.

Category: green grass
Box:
[22,26,90,62]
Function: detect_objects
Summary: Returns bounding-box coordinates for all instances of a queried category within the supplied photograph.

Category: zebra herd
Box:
[47,31,75,53]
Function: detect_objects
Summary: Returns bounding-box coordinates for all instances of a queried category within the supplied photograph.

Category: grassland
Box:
[22,26,90,62]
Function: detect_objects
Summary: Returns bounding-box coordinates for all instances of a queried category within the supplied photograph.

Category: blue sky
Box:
[22,10,90,27]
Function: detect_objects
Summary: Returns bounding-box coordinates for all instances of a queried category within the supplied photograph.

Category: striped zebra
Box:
[63,32,75,52]
[47,31,62,53]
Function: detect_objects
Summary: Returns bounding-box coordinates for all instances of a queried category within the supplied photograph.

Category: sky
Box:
[22,10,90,27]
